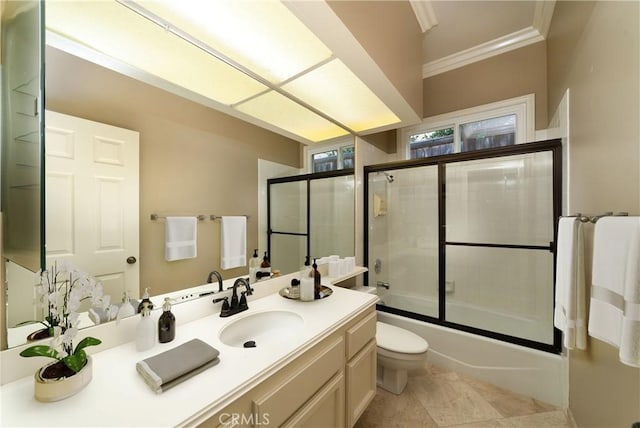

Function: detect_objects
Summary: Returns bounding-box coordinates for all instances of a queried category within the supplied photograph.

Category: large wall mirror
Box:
[1,1,356,350]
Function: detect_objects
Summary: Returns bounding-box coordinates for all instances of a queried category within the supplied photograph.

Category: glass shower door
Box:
[367,166,439,318]
[444,151,555,344]
[269,180,308,276]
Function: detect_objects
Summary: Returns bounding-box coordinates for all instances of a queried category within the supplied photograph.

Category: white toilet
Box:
[376,321,429,395]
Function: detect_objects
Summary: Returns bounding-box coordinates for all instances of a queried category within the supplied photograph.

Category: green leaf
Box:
[73,336,101,354]
[19,345,60,360]
[63,349,87,373]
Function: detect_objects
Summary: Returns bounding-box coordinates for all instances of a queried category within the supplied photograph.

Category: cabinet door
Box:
[283,372,345,428]
[346,339,377,428]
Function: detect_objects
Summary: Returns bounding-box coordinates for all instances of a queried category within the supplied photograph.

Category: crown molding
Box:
[422,26,544,79]
[533,0,556,38]
[410,0,438,33]
[422,0,555,79]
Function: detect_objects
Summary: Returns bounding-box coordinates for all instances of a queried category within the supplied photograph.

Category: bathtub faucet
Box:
[376,281,390,289]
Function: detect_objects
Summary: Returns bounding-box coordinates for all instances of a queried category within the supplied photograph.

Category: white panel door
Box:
[45,110,140,302]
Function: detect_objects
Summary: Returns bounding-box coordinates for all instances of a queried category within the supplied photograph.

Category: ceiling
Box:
[46,1,556,145]
[413,0,556,78]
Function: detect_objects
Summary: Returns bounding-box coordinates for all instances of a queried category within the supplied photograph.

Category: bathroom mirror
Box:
[2,7,358,349]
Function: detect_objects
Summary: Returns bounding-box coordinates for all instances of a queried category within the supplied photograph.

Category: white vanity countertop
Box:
[0,282,377,427]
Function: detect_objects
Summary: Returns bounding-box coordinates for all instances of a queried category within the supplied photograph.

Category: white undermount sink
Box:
[218,309,305,348]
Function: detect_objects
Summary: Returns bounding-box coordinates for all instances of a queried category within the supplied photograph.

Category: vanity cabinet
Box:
[204,306,376,428]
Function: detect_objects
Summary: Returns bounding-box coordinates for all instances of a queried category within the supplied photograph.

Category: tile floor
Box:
[355,363,573,428]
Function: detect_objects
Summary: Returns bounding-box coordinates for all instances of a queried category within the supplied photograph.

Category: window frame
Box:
[303,136,356,173]
[399,94,535,160]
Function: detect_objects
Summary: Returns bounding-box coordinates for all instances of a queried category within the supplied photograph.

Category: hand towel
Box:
[620,219,640,367]
[588,216,640,367]
[136,339,220,393]
[221,216,246,269]
[553,217,587,350]
[165,216,197,261]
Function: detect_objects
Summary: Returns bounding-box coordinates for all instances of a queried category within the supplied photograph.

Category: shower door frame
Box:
[267,168,355,266]
[364,139,562,354]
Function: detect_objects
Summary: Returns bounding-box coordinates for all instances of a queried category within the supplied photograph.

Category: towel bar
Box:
[571,212,629,223]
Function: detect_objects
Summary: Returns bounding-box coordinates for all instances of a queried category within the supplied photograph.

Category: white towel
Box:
[554,217,587,350]
[165,216,197,262]
[588,216,640,367]
[220,216,246,269]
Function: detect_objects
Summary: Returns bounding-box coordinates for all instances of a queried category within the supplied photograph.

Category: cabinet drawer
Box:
[346,310,376,360]
[252,335,344,427]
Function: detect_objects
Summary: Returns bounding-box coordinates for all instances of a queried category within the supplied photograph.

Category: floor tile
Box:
[501,410,571,428]
[355,386,439,428]
[356,364,570,428]
[461,374,557,418]
[407,372,503,426]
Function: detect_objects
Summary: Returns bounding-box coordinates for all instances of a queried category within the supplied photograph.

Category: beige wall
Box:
[547,1,640,427]
[45,47,301,296]
[423,41,548,130]
[328,0,423,119]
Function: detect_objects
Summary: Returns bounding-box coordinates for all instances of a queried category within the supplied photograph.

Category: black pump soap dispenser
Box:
[158,297,176,343]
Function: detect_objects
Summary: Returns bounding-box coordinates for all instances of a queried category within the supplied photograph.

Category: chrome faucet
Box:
[206,270,223,292]
[218,278,251,318]
[376,281,390,289]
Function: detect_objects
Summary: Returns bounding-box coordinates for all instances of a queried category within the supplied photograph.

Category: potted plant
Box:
[19,261,110,402]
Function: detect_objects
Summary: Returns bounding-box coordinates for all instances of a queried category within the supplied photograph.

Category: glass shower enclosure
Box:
[365,140,562,353]
[268,170,355,276]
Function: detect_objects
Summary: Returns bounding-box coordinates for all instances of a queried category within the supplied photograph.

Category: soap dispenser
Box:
[158,297,176,343]
[137,287,154,313]
[117,291,136,321]
[312,258,322,300]
[256,251,272,280]
[300,256,314,301]
[136,302,155,351]
[249,249,260,284]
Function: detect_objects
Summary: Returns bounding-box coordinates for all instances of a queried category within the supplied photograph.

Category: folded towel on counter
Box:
[588,216,640,367]
[554,217,587,350]
[165,216,198,261]
[136,339,220,393]
[220,216,246,269]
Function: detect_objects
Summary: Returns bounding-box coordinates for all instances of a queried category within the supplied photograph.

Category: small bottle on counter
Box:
[256,251,271,280]
[158,297,176,343]
[300,256,314,301]
[289,278,300,299]
[136,302,155,351]
[249,249,261,284]
[117,291,136,321]
[137,287,154,313]
[313,258,322,300]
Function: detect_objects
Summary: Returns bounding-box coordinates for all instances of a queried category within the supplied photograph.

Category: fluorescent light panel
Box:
[46,1,266,105]
[46,1,400,143]
[282,59,400,132]
[138,0,334,85]
[236,91,349,142]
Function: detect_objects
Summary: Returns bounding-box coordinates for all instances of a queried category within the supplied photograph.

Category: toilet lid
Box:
[376,321,429,354]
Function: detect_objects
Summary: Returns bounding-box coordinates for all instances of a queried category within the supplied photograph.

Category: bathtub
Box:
[376,293,568,408]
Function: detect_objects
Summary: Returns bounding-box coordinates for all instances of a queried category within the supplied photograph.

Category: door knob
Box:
[127,256,137,264]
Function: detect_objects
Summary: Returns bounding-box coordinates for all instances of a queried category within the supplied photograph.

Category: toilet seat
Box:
[376,321,429,354]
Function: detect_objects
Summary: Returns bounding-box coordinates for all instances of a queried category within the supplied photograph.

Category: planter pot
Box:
[34,356,93,402]
[26,328,52,342]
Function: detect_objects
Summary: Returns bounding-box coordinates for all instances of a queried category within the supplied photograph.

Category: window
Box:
[401,94,534,160]
[409,127,454,159]
[460,114,516,152]
[306,137,355,173]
